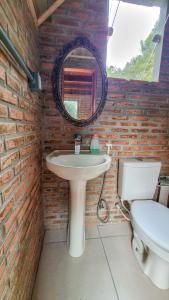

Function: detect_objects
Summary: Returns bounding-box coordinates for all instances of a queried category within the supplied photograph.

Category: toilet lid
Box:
[131,200,169,251]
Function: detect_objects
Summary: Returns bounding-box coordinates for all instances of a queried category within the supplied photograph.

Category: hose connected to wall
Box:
[115,198,131,221]
[97,172,110,223]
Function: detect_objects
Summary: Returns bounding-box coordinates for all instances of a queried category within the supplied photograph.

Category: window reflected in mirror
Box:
[64,100,78,119]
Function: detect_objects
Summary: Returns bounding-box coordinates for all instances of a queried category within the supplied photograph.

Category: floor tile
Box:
[44,226,99,244]
[32,239,118,300]
[98,222,132,238]
[85,226,99,239]
[44,228,67,243]
[102,236,169,300]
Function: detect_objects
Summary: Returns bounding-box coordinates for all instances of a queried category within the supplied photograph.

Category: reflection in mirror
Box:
[60,47,102,121]
[52,37,108,127]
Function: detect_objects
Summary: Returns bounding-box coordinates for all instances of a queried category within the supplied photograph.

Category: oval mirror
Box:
[52,37,108,127]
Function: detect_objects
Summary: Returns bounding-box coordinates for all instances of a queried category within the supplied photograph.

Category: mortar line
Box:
[97,225,120,300]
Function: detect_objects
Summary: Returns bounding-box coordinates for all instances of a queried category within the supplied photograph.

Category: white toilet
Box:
[118,159,169,290]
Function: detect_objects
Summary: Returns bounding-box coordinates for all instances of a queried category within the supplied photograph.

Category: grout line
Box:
[100,234,132,239]
[97,225,120,300]
[44,234,131,245]
[44,240,67,244]
[44,237,100,245]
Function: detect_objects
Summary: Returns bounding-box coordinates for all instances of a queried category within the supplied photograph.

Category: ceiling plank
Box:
[37,0,65,26]
[27,0,38,26]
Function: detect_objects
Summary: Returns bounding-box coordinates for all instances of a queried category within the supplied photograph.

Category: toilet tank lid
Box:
[120,159,161,168]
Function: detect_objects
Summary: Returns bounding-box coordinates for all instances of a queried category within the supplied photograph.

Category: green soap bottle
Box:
[90,134,100,154]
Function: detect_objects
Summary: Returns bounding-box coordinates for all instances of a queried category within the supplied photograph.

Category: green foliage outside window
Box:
[107,21,159,81]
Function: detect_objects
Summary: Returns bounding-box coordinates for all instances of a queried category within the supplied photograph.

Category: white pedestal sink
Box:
[46,150,111,257]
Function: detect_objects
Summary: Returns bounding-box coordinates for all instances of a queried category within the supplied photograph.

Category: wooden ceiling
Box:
[28,0,162,27]
[33,0,162,17]
[33,0,55,17]
[27,0,65,26]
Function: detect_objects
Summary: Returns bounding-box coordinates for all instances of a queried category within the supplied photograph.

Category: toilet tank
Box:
[118,159,161,201]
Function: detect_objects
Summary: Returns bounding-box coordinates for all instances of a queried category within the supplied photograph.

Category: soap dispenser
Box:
[90,134,100,154]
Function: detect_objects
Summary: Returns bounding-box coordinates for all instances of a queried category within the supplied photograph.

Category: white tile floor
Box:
[32,223,169,300]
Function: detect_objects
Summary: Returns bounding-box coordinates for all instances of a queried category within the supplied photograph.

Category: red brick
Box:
[0,169,14,186]
[132,128,149,133]
[0,151,19,171]
[0,199,13,223]
[2,176,20,201]
[130,116,149,121]
[0,140,4,153]
[17,124,26,132]
[120,122,137,127]
[135,151,154,157]
[14,180,27,200]
[14,157,29,174]
[5,136,24,150]
[19,98,29,110]
[123,146,142,151]
[6,74,20,93]
[20,145,33,157]
[9,107,23,120]
[152,129,167,134]
[0,103,8,118]
[0,65,6,81]
[0,87,17,105]
[112,128,129,133]
[141,122,158,127]
[24,111,34,121]
[143,146,162,151]
[17,197,31,224]
[0,123,16,134]
[120,134,138,139]
[3,208,17,234]
[112,116,128,120]
[24,134,36,144]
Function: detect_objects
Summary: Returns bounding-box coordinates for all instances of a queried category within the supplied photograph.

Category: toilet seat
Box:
[131,200,169,259]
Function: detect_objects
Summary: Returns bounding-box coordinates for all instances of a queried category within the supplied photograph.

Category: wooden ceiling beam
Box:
[27,0,38,26]
[37,0,65,27]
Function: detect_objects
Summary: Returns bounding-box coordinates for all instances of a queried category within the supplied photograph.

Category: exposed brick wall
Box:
[0,1,44,299]
[40,0,169,229]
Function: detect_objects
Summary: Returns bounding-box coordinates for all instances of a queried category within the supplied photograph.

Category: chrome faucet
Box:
[74,134,82,155]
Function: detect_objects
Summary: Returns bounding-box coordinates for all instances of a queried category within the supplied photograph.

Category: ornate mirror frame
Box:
[51,36,108,127]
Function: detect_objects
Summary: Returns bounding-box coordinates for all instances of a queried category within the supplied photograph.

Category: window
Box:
[107,0,168,81]
[64,100,78,119]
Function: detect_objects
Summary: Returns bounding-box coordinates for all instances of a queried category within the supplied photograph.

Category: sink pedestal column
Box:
[69,180,86,257]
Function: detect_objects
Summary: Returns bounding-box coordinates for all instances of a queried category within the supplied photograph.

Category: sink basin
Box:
[46,152,111,181]
[46,150,111,257]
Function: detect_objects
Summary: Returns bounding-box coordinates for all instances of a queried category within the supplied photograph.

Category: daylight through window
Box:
[107,0,168,81]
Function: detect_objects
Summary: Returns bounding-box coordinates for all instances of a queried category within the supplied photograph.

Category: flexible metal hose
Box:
[97,172,110,223]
